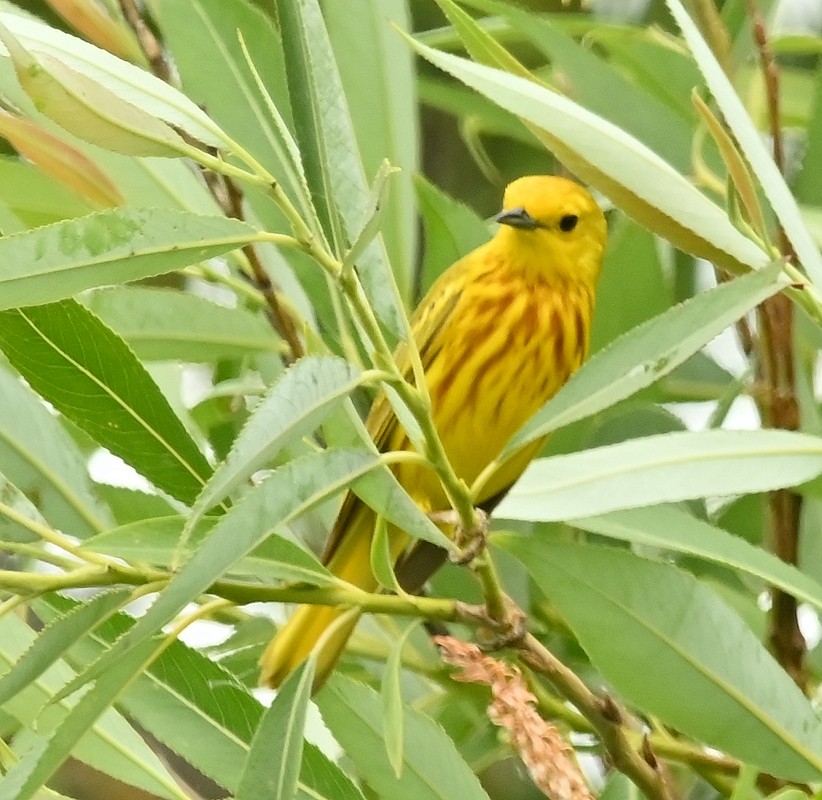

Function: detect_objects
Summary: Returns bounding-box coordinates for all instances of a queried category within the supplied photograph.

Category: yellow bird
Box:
[260,175,607,688]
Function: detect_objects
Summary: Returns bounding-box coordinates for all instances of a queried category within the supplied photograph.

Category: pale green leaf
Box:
[496,537,822,781]
[0,10,225,147]
[236,658,315,800]
[318,674,491,800]
[0,207,260,310]
[496,430,822,522]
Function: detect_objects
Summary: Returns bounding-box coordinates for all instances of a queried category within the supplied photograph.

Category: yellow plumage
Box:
[260,175,607,688]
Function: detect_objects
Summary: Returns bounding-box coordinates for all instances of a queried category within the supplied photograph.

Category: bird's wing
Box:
[321,266,466,564]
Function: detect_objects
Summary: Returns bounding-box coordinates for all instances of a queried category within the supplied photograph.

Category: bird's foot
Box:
[460,596,528,650]
[428,508,489,565]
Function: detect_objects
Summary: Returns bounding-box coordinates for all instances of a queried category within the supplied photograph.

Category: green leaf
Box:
[0,207,259,310]
[487,0,697,174]
[62,449,381,698]
[352,466,453,551]
[382,623,419,777]
[665,0,822,286]
[0,10,226,148]
[190,357,362,522]
[0,18,186,157]
[0,614,183,800]
[83,287,282,361]
[324,0,418,298]
[86,515,336,586]
[278,0,403,336]
[153,0,310,211]
[570,505,822,615]
[0,365,110,537]
[505,261,786,454]
[589,216,672,352]
[0,301,213,506]
[0,469,48,545]
[496,430,822,522]
[0,158,92,227]
[318,674,491,800]
[496,537,822,780]
[0,634,174,800]
[405,35,770,275]
[38,593,262,794]
[236,658,315,800]
[0,590,131,707]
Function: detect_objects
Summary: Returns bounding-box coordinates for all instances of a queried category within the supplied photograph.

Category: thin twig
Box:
[117,0,170,80]
[117,0,304,362]
[747,0,807,690]
[517,634,678,800]
[222,176,304,361]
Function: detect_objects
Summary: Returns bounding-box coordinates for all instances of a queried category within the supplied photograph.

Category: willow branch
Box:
[747,0,807,690]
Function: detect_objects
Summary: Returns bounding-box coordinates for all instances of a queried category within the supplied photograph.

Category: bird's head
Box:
[493,175,607,286]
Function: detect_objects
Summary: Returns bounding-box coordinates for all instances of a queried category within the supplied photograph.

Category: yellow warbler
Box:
[260,175,607,688]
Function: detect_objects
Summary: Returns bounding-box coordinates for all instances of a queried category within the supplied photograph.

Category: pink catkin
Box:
[436,636,592,800]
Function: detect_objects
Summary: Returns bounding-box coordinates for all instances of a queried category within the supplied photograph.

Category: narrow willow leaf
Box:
[44,0,144,63]
[496,430,822,522]
[0,10,225,147]
[0,18,186,157]
[0,615,182,800]
[278,0,403,336]
[39,592,262,795]
[318,675,491,800]
[83,287,282,361]
[0,207,260,310]
[504,262,786,454]
[190,356,362,520]
[153,0,311,213]
[0,590,131,707]
[490,0,697,174]
[666,0,822,286]
[382,623,419,778]
[342,161,399,271]
[0,636,176,800]
[86,516,336,587]
[0,470,48,545]
[0,301,213,505]
[236,658,315,800]
[0,159,92,227]
[324,0,418,298]
[570,505,822,614]
[352,466,452,551]
[60,449,381,697]
[496,538,822,780]
[0,366,111,537]
[0,110,123,207]
[405,36,769,275]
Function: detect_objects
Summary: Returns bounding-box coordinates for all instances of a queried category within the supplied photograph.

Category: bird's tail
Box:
[258,602,360,689]
[259,502,404,689]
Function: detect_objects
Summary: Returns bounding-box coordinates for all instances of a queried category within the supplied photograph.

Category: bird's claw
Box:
[464,597,528,651]
[452,509,489,565]
[427,508,490,565]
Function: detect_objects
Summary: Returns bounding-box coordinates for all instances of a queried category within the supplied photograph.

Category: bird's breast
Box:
[423,275,593,501]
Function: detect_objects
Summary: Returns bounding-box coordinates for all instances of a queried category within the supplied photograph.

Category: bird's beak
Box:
[494,206,540,230]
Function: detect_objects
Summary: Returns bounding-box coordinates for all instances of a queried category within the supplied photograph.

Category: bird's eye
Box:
[559,214,579,232]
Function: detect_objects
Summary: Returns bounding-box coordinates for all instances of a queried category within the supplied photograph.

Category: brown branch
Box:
[518,634,678,800]
[747,0,807,690]
[118,0,304,363]
[222,177,304,362]
[117,0,170,81]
